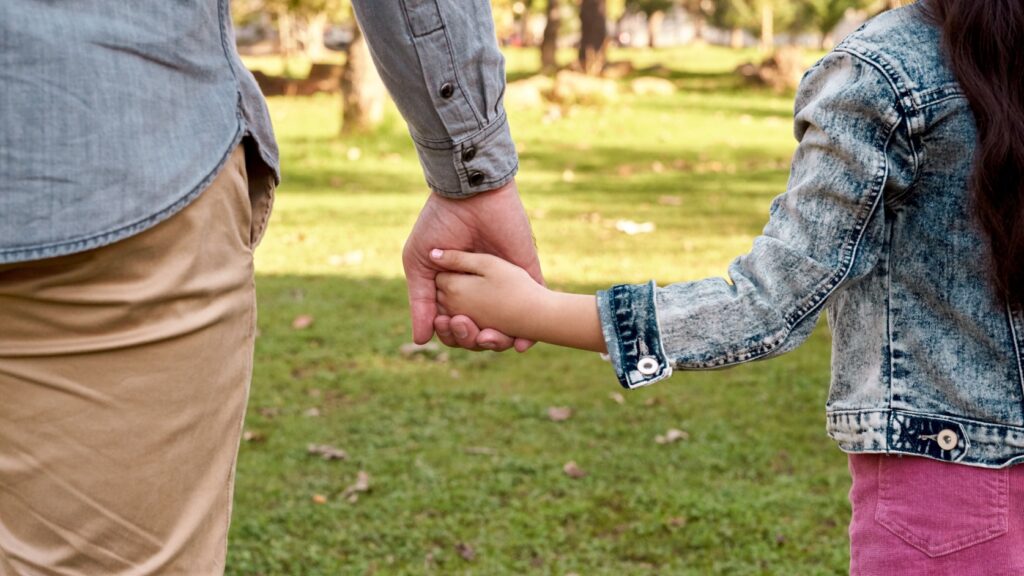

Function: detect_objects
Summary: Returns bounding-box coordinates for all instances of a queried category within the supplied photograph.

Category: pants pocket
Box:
[874,455,1009,557]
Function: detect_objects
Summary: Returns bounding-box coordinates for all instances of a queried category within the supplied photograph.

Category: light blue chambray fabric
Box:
[598,4,1024,468]
[352,0,518,198]
[0,0,279,263]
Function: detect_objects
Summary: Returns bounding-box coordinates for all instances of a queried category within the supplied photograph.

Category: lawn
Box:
[229,45,850,575]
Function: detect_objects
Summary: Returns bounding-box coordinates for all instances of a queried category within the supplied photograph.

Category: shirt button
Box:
[461,146,477,162]
[937,429,958,451]
[468,171,486,186]
[637,356,659,376]
[439,82,455,99]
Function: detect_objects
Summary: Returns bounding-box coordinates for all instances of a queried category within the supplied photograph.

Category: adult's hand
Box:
[403,180,543,351]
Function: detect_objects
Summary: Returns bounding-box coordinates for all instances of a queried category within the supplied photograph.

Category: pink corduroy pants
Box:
[848,453,1024,576]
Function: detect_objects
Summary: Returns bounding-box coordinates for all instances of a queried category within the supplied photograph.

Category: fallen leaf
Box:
[242,430,266,443]
[616,164,635,177]
[291,314,314,330]
[655,428,689,445]
[615,220,656,235]
[341,470,371,503]
[658,195,683,206]
[644,397,660,407]
[464,446,496,456]
[257,406,281,418]
[651,161,665,173]
[609,392,625,405]
[303,407,321,418]
[307,443,348,461]
[328,250,364,267]
[547,406,573,422]
[455,542,476,562]
[399,342,447,362]
[667,516,687,528]
[563,461,587,479]
[312,494,328,504]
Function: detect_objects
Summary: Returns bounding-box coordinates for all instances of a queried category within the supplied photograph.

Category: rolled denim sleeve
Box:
[598,50,911,390]
[351,0,517,198]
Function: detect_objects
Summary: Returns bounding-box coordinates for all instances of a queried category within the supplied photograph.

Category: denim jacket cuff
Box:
[411,113,519,199]
[596,281,673,390]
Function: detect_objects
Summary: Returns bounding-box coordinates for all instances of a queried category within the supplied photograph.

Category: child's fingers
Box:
[429,249,492,275]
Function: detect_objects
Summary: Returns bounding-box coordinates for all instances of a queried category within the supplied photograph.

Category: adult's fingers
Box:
[404,259,439,345]
[474,326,516,351]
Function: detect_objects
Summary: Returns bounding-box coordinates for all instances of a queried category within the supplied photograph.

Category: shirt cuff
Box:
[410,112,519,199]
[597,281,673,390]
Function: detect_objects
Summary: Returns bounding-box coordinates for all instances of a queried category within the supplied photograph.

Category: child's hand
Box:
[432,249,550,338]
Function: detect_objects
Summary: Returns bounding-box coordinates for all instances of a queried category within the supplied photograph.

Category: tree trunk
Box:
[519,0,534,46]
[729,27,744,49]
[341,21,387,135]
[647,11,664,48]
[578,0,607,75]
[303,12,330,62]
[760,4,774,52]
[692,14,706,43]
[277,10,297,77]
[540,0,561,72]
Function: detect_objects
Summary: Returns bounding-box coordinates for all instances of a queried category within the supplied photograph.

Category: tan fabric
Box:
[0,146,261,575]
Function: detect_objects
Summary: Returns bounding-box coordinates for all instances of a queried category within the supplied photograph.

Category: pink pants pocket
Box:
[874,455,1010,557]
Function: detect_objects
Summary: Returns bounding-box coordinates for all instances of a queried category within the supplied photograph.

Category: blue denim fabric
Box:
[0,0,279,264]
[597,4,1024,468]
[352,0,518,198]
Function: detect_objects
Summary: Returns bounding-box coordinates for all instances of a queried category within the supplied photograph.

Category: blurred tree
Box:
[579,0,608,74]
[627,0,676,47]
[795,0,872,48]
[340,13,386,134]
[681,0,713,42]
[541,0,561,71]
[707,0,793,50]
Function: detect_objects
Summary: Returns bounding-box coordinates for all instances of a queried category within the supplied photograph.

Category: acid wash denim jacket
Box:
[597,5,1024,469]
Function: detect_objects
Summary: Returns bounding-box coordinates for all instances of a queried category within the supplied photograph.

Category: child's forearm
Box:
[519,291,607,353]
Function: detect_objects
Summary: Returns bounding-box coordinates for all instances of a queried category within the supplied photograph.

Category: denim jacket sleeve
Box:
[350,0,518,198]
[597,50,912,390]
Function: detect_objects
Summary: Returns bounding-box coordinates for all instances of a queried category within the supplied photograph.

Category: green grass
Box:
[229,46,850,575]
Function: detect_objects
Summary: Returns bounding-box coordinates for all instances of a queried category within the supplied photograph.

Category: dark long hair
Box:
[924,0,1024,308]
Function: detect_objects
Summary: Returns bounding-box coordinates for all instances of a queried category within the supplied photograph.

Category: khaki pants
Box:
[0,147,261,575]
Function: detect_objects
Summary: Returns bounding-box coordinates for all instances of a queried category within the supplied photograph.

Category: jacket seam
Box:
[680,116,898,370]
[1007,305,1024,422]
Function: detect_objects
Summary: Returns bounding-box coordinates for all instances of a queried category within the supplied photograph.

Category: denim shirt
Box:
[598,5,1024,469]
[0,1,279,264]
[352,0,518,198]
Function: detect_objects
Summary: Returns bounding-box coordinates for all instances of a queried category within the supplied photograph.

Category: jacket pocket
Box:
[874,456,1009,557]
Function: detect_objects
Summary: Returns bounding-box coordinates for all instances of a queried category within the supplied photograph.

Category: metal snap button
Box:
[637,356,659,376]
[461,146,477,162]
[468,170,485,186]
[937,429,958,451]
[439,82,455,99]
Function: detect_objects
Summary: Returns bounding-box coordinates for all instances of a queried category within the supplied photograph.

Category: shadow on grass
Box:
[229,272,848,575]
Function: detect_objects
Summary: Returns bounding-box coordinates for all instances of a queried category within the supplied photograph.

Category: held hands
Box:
[402,180,544,352]
[432,249,551,338]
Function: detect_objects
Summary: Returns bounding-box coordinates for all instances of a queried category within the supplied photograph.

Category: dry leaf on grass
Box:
[303,407,321,418]
[242,430,266,443]
[615,220,656,235]
[609,392,625,405]
[291,314,314,330]
[307,443,348,461]
[655,429,689,445]
[455,542,476,562]
[341,470,371,503]
[547,406,573,422]
[399,342,449,363]
[658,195,683,206]
[464,446,496,456]
[563,461,587,479]
[311,494,328,505]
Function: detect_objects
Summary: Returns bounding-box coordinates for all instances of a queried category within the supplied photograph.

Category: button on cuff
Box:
[597,281,673,390]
